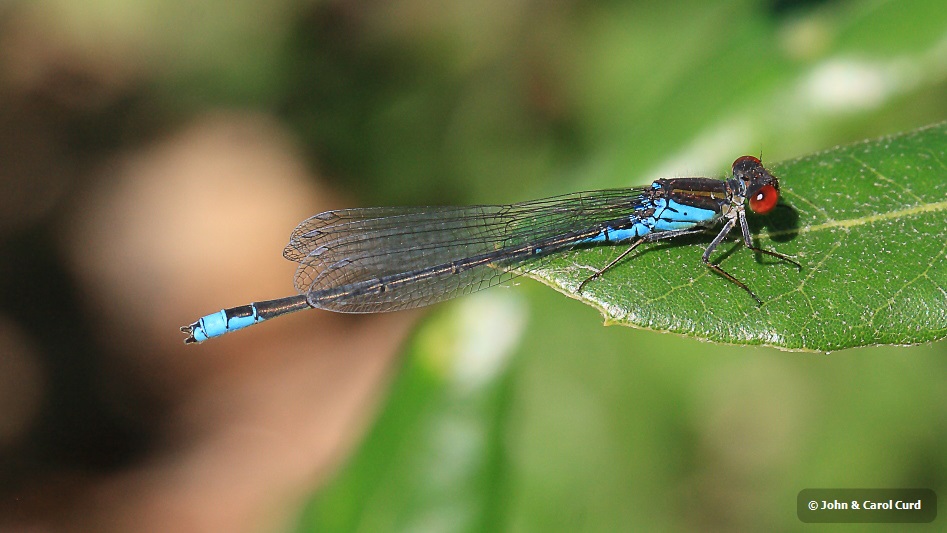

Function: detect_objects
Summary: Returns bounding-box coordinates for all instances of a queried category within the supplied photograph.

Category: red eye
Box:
[749,184,778,214]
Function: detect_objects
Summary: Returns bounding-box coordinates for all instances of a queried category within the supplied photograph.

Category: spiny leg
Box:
[578,238,645,293]
[577,227,708,293]
[699,216,764,305]
[578,213,797,305]
[703,260,762,306]
[737,210,802,270]
[746,246,802,270]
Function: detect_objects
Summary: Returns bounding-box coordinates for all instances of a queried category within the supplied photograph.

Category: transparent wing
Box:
[283,188,649,312]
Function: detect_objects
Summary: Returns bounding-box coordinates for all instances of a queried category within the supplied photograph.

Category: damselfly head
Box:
[732,155,780,214]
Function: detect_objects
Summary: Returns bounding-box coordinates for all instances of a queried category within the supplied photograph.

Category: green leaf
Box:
[530,122,947,352]
[296,294,522,532]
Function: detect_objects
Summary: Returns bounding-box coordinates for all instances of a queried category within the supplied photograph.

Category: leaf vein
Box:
[848,153,925,204]
[765,198,947,241]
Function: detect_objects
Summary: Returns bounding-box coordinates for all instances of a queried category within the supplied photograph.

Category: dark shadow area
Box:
[749,200,801,244]
[0,229,153,498]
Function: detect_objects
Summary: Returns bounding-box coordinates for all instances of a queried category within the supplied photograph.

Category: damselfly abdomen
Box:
[182,155,799,343]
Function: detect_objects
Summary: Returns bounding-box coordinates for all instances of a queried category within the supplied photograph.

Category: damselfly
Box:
[182,155,800,343]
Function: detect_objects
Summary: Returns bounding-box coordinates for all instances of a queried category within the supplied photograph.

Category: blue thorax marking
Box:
[578,186,724,244]
[652,198,718,231]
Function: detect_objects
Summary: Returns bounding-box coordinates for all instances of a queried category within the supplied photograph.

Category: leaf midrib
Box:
[766,193,947,241]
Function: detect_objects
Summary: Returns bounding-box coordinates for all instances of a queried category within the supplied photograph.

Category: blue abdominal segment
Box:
[580,222,653,244]
[191,304,262,342]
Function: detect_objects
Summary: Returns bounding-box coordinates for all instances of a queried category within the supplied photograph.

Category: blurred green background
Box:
[0,0,945,531]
